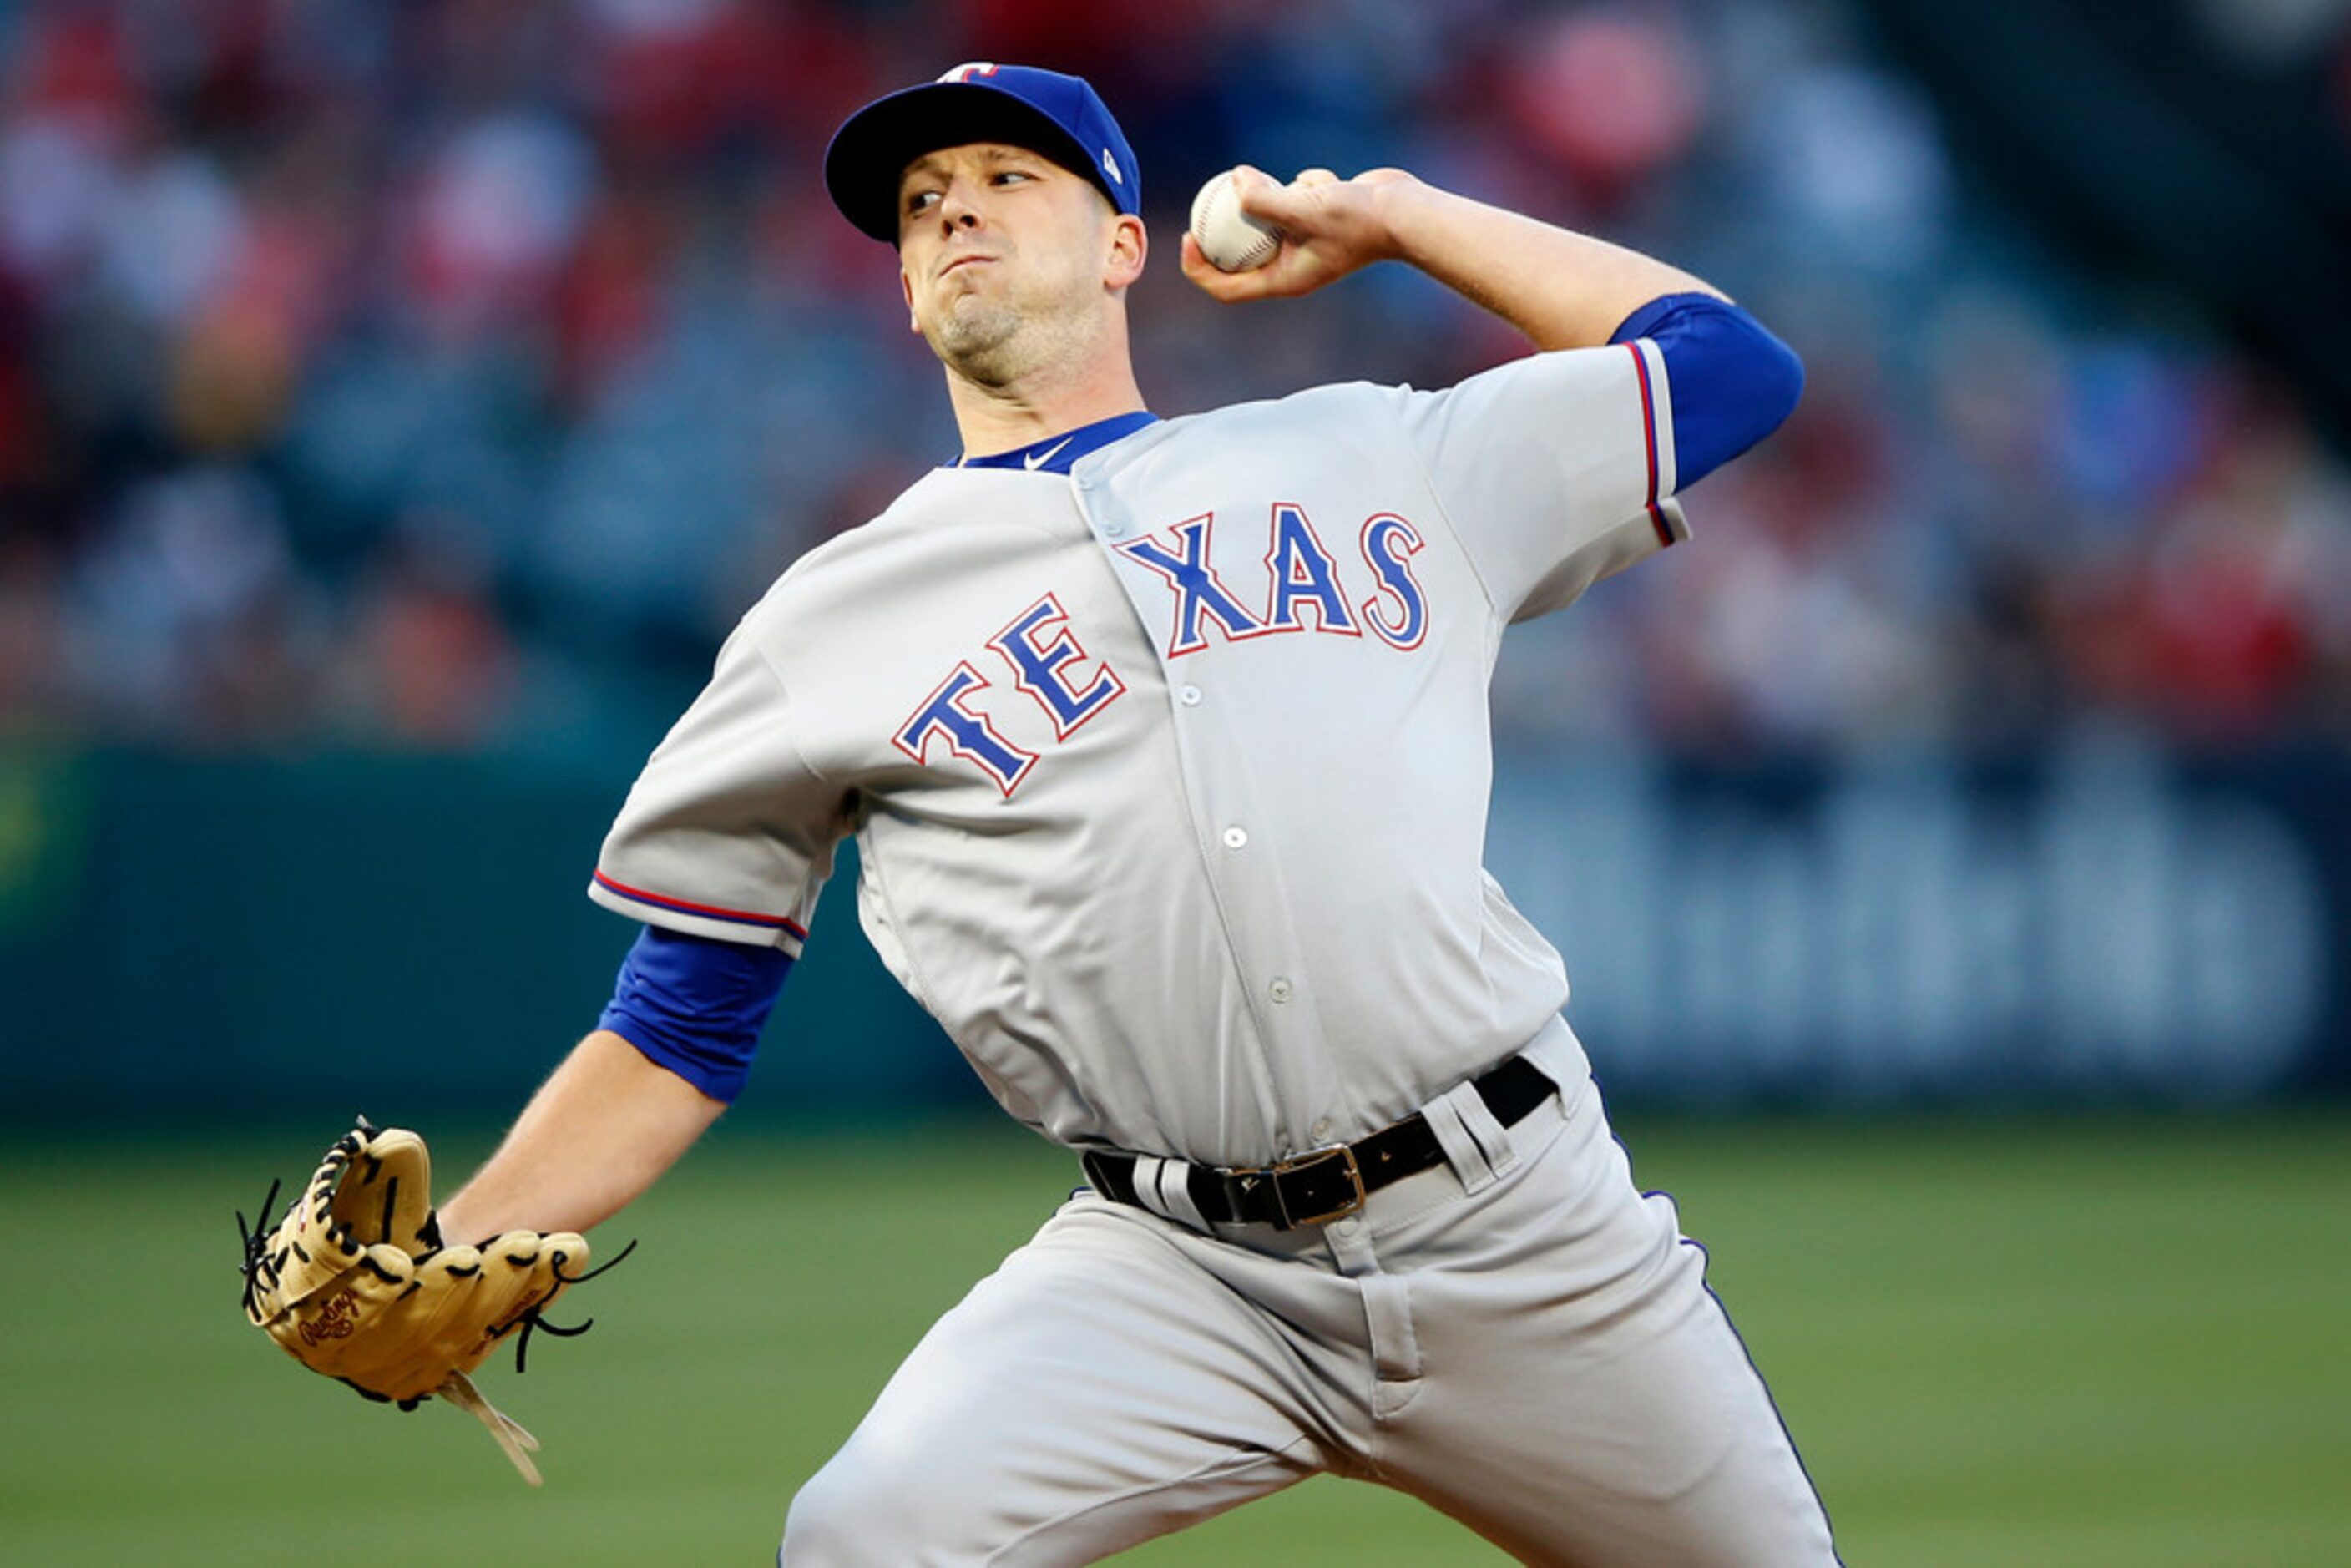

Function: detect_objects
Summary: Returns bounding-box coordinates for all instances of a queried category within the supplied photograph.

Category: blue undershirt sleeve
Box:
[598,923,795,1103]
[1610,292,1804,488]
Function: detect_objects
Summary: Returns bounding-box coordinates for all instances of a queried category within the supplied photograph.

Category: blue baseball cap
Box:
[824,63,1141,243]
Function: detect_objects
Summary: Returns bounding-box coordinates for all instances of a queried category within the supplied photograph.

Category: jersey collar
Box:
[954,411,1159,475]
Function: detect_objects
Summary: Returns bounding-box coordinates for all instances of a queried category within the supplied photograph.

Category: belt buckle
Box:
[1265,1144,1367,1228]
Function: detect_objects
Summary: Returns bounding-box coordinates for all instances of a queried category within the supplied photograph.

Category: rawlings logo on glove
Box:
[299,1290,361,1344]
[237,1118,630,1485]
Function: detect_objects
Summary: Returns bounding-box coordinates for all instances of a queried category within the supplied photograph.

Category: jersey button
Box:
[1221,826,1248,850]
[1179,685,1201,706]
[1310,1117,1331,1141]
[1269,976,1293,1004]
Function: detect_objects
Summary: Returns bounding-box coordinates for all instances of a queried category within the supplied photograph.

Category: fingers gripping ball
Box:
[1190,169,1285,272]
[237,1120,625,1485]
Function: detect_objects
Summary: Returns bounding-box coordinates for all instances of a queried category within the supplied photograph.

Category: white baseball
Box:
[1190,170,1285,273]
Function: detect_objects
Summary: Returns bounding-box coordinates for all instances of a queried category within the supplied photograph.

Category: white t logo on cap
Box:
[938,62,999,83]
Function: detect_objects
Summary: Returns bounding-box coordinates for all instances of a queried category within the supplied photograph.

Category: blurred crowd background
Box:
[10,18,2345,1559]
[3,0,2347,760]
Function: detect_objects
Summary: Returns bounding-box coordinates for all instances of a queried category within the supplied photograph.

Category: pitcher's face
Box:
[897,143,1135,384]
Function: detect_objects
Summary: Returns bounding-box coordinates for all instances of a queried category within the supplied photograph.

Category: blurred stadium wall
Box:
[0,0,2346,1121]
[0,740,2343,1121]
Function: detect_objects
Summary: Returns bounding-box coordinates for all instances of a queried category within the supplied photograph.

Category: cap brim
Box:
[824,81,1109,242]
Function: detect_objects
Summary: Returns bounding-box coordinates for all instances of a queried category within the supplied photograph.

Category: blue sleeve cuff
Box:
[599,924,795,1103]
[1610,292,1803,488]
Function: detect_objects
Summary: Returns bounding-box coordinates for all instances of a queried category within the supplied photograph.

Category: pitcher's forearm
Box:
[1186,169,1728,353]
[437,1029,726,1242]
[1379,180,1726,351]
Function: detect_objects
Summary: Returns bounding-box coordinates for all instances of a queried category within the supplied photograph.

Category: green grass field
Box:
[5,1110,2348,1565]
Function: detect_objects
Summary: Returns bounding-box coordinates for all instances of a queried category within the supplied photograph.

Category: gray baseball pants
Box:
[780,1067,1840,1565]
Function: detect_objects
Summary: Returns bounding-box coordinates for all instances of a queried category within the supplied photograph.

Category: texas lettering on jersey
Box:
[894,592,1120,797]
[1115,503,1429,656]
[894,503,1433,796]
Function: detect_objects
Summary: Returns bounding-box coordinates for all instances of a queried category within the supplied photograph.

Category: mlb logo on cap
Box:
[824,63,1143,242]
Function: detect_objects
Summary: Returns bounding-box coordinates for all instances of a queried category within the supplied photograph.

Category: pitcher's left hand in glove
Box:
[237,1119,624,1485]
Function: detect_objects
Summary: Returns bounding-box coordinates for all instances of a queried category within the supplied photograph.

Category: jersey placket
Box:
[1072,471,1351,1163]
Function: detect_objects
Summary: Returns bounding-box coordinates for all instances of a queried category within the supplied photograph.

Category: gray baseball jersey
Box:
[589,340,1680,1168]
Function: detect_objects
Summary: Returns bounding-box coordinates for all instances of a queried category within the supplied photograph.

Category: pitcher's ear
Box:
[1105,212,1147,289]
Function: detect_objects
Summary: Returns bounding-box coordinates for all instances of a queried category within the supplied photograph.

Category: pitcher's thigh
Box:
[1436,1238,1837,1565]
[781,1201,1324,1568]
[1387,1125,1838,1565]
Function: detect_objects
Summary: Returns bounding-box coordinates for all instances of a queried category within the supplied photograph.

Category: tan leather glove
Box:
[240,1120,606,1485]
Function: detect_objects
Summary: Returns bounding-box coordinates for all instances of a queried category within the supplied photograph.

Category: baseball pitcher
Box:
[241,63,1830,1565]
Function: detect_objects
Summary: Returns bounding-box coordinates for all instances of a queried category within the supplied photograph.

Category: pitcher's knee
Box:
[781,1457,891,1566]
[781,1444,996,1566]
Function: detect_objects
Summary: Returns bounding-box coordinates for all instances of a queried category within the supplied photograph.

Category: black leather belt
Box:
[1081,1055,1555,1231]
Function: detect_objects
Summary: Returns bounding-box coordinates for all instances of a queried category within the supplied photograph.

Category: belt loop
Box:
[1419,1076,1519,1196]
[1124,1154,1211,1232]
